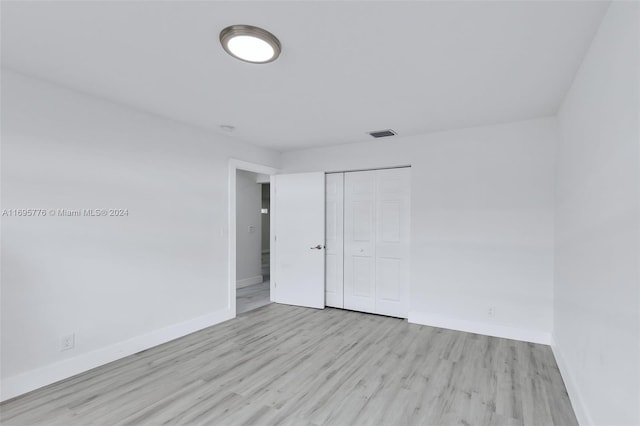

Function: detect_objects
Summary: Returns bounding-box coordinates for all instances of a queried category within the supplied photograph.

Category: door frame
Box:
[228,159,278,318]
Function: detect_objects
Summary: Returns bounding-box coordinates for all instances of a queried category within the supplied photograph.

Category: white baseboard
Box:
[550,335,592,426]
[0,307,233,402]
[236,275,263,288]
[408,311,551,345]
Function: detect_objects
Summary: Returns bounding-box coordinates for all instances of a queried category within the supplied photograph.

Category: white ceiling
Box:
[1,1,609,151]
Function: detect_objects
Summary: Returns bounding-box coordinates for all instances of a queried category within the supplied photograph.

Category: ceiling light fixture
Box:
[220,25,281,64]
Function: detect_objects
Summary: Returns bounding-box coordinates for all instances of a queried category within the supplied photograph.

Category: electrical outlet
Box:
[61,333,75,351]
[488,307,495,318]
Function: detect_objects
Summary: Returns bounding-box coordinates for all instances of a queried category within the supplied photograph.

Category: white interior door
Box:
[343,170,377,314]
[274,172,325,309]
[325,173,344,308]
[374,168,410,318]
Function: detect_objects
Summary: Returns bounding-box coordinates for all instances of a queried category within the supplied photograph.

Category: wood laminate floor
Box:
[0,304,577,426]
[237,281,271,315]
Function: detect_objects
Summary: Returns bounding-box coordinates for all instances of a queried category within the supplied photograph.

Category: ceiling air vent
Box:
[368,129,397,138]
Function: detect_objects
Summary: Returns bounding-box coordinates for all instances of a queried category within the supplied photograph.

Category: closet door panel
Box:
[375,168,410,318]
[380,200,402,242]
[343,171,376,314]
[352,201,373,241]
[325,253,339,303]
[325,173,344,308]
[353,256,374,297]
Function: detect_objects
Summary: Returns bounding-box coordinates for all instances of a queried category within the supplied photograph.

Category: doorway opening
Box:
[260,182,271,282]
[235,170,271,315]
[228,159,277,318]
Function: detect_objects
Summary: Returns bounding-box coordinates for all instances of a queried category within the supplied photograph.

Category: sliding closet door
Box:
[374,168,410,318]
[343,167,410,318]
[325,173,344,308]
[343,170,377,314]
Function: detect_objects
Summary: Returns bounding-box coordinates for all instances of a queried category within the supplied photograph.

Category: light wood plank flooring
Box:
[0,304,577,425]
[237,281,271,315]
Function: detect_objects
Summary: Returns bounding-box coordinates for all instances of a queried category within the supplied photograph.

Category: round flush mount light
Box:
[220,25,281,64]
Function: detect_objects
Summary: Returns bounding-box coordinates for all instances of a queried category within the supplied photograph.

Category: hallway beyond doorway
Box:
[237,280,271,315]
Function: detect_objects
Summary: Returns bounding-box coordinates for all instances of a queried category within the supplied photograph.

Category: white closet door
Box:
[325,173,344,308]
[374,168,410,318]
[343,170,377,314]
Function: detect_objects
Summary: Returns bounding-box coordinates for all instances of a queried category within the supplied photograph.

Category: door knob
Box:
[310,244,324,250]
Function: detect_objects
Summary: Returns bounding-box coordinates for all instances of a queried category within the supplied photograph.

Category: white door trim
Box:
[228,159,278,318]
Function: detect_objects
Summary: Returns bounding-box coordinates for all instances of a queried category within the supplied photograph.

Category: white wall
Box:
[554,2,640,425]
[0,70,280,400]
[235,170,262,286]
[282,117,556,344]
